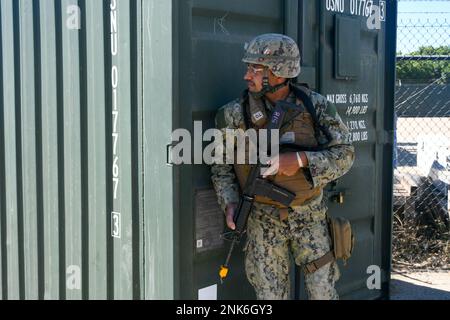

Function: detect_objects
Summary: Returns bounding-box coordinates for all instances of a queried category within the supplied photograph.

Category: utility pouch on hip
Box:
[327,216,355,265]
[303,215,355,275]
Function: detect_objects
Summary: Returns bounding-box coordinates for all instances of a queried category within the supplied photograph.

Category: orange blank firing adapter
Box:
[219,265,229,280]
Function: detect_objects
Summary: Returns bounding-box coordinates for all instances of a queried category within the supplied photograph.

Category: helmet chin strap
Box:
[250,68,290,99]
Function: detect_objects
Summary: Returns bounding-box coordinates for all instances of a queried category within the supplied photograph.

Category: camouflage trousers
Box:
[244,202,340,300]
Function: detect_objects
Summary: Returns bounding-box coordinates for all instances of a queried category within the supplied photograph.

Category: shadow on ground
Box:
[390,279,450,300]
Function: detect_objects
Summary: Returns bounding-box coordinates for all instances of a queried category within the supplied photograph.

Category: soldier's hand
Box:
[225,203,238,230]
[262,153,301,178]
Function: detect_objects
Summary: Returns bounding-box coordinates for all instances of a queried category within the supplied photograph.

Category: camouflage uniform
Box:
[211,34,355,300]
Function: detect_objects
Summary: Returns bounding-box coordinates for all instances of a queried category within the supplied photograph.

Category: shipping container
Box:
[0,0,397,299]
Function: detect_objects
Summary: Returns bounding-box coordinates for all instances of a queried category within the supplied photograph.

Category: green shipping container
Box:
[0,0,397,299]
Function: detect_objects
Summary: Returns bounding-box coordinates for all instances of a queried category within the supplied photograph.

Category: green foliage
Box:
[396,46,450,84]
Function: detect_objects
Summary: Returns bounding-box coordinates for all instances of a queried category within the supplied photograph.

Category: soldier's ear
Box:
[274,75,287,85]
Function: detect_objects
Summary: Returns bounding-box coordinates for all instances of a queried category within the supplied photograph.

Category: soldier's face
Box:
[244,64,268,92]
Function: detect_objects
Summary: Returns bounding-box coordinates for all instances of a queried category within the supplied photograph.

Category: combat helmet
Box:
[243,33,301,98]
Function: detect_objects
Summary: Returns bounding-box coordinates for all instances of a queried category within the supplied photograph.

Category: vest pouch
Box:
[288,111,317,147]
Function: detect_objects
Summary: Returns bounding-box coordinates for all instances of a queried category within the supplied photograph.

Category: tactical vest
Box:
[233,85,323,208]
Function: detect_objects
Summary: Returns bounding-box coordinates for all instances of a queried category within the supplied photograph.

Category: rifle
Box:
[219,100,301,282]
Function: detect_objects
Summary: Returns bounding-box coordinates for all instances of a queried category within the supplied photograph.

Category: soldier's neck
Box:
[265,85,291,106]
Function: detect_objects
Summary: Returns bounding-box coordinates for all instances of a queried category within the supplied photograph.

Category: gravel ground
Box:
[390,270,450,300]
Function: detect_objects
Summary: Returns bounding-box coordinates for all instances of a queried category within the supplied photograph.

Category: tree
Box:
[396,46,450,84]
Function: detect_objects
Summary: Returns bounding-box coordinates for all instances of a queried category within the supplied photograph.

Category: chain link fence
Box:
[393,2,450,270]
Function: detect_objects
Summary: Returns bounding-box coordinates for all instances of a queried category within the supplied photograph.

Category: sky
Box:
[397,0,450,54]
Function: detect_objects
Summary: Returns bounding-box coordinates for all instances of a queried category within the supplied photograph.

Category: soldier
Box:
[211,33,355,300]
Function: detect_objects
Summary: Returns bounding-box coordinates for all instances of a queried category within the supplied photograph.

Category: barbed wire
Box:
[399,0,450,2]
[400,12,450,14]
[398,18,450,25]
[400,12,450,13]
